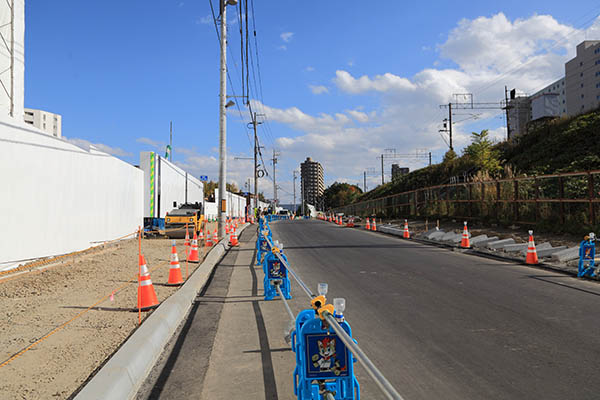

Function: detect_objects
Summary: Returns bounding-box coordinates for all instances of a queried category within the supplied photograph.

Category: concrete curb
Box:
[74,223,252,400]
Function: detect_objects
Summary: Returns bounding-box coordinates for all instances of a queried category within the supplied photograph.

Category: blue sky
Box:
[25,1,600,202]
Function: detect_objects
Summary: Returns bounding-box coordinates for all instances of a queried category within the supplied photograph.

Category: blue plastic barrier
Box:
[256,226,272,265]
[291,309,359,399]
[262,248,292,301]
[578,236,596,277]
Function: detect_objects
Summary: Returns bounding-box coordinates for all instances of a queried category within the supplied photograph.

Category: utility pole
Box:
[301,176,305,216]
[169,121,172,161]
[380,154,384,185]
[272,149,280,207]
[217,0,237,239]
[429,152,432,166]
[504,86,511,140]
[364,171,367,192]
[293,170,298,215]
[448,103,453,151]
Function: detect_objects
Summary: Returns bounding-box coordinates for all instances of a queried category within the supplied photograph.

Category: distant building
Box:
[530,77,566,120]
[24,108,62,138]
[391,164,409,182]
[565,40,600,116]
[507,91,532,138]
[300,157,324,209]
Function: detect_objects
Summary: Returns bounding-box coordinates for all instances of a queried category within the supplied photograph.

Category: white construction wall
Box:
[140,152,204,218]
[0,0,25,120]
[0,116,144,269]
[204,194,269,220]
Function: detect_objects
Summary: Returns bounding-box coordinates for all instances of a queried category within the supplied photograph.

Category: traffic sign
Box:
[199,175,208,181]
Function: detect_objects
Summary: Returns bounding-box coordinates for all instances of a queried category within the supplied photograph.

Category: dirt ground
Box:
[0,222,219,400]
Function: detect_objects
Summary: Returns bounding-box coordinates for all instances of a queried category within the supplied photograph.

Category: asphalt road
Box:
[271,219,600,400]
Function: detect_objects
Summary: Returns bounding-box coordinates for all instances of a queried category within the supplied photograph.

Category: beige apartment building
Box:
[24,108,62,138]
[565,40,600,116]
[300,157,324,208]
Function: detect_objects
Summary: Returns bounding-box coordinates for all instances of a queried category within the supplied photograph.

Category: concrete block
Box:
[503,243,528,253]
[487,238,515,249]
[520,242,551,256]
[469,235,488,245]
[440,231,457,241]
[426,230,445,240]
[450,232,472,243]
[472,236,499,247]
[551,247,580,262]
[537,246,567,258]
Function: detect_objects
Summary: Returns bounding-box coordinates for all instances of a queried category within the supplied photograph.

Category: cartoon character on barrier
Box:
[270,260,284,278]
[311,337,342,375]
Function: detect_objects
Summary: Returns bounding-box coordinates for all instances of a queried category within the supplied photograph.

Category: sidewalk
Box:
[199,228,298,400]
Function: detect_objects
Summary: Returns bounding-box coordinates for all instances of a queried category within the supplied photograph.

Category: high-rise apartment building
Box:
[24,108,62,138]
[566,40,600,116]
[300,157,324,209]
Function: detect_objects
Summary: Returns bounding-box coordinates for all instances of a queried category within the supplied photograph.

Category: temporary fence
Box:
[257,217,404,400]
[332,169,600,230]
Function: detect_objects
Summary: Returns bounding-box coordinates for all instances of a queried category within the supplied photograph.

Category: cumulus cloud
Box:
[251,13,600,197]
[309,85,329,94]
[280,32,294,42]
[64,137,132,158]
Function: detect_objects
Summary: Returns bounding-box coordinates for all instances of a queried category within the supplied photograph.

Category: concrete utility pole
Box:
[250,112,261,214]
[293,170,298,215]
[272,149,280,207]
[364,171,367,192]
[504,86,511,140]
[218,0,237,239]
[381,154,384,185]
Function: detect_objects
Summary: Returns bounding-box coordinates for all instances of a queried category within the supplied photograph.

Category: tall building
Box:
[300,157,324,209]
[391,164,409,182]
[24,108,62,138]
[566,40,600,116]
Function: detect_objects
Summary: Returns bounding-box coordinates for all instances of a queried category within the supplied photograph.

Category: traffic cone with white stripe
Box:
[205,229,213,247]
[526,230,539,265]
[138,255,159,310]
[229,226,239,246]
[460,221,470,248]
[225,223,230,234]
[188,231,200,262]
[365,218,370,230]
[403,219,410,239]
[167,241,184,285]
[371,218,377,231]
[213,229,219,244]
[184,225,190,257]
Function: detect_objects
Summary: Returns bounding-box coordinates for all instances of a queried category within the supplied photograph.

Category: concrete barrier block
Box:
[472,236,499,247]
[469,235,488,245]
[551,247,580,262]
[520,242,551,256]
[426,230,445,240]
[450,232,472,243]
[537,246,567,258]
[487,238,515,249]
[503,243,528,253]
[441,231,458,241]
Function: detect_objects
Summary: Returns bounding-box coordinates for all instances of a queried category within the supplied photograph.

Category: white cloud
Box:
[305,66,315,72]
[277,45,287,51]
[64,137,132,158]
[280,32,294,42]
[248,13,600,201]
[309,85,329,95]
[197,15,212,25]
[136,137,164,149]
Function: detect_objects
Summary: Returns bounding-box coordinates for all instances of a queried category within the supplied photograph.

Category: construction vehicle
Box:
[164,202,204,239]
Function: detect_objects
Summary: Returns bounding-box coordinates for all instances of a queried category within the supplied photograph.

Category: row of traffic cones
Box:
[364,218,377,231]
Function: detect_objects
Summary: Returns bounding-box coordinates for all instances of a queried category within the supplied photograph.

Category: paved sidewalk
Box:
[199,228,298,400]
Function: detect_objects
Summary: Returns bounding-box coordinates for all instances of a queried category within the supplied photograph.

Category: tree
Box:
[226,182,239,193]
[323,182,363,209]
[463,129,501,175]
[203,180,217,199]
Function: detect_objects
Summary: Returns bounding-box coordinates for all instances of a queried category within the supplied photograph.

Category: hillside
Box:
[356,108,600,202]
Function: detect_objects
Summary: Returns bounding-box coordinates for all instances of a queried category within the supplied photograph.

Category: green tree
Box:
[463,129,501,175]
[323,182,363,209]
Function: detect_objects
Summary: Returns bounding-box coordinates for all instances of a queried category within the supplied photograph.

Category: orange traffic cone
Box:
[188,231,200,262]
[229,226,239,246]
[138,254,159,310]
[167,241,184,285]
[213,229,219,244]
[526,230,539,265]
[371,218,377,231]
[366,218,370,230]
[184,225,190,257]
[205,229,213,247]
[403,219,410,239]
[460,221,470,248]
[225,223,230,234]
[199,228,204,242]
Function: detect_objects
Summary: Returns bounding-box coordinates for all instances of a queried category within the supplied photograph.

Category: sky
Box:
[24,0,600,203]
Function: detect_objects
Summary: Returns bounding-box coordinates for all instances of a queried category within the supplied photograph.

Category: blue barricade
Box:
[291,310,359,399]
[578,237,596,277]
[256,227,272,265]
[262,249,292,300]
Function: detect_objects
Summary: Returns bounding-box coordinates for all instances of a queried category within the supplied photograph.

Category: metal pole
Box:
[293,170,297,215]
[448,102,453,151]
[218,0,227,239]
[273,149,278,207]
[274,284,295,322]
[323,312,405,400]
[364,171,367,192]
[253,112,258,216]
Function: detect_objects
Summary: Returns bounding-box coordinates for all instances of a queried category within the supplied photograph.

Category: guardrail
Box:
[259,218,404,400]
[332,169,600,230]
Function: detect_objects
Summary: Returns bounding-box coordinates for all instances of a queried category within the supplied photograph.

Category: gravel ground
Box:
[0,222,218,400]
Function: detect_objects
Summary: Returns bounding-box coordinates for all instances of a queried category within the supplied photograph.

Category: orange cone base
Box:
[526,254,539,265]
[188,249,200,262]
[167,269,184,285]
[138,286,159,310]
